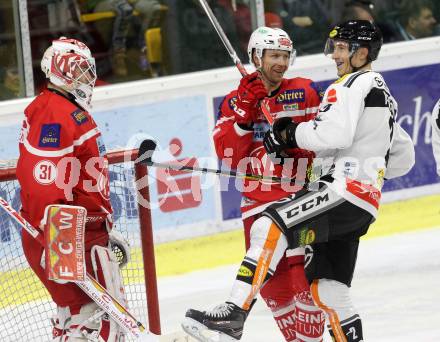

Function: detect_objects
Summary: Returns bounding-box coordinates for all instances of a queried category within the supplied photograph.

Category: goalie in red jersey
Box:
[16,37,128,341]
[183,27,325,342]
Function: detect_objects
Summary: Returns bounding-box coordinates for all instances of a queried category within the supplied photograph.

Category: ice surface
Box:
[157,228,440,341]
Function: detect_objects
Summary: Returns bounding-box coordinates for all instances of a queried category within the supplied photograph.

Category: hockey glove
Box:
[263,117,300,163]
[234,72,268,124]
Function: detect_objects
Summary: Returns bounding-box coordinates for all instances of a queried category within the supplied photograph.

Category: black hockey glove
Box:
[263,117,299,163]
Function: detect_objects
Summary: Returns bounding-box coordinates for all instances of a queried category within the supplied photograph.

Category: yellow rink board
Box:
[1,194,439,308]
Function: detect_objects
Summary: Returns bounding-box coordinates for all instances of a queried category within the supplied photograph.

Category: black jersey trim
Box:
[436,103,440,129]
[364,87,388,107]
[343,70,371,88]
[268,81,284,98]
[47,87,82,109]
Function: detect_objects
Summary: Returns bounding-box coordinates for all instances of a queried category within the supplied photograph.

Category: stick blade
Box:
[138,139,157,164]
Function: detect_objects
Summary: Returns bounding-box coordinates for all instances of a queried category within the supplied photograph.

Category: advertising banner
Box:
[0,95,217,248]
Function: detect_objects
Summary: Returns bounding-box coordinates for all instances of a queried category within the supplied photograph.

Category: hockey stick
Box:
[0,197,158,342]
[197,0,274,124]
[137,139,303,185]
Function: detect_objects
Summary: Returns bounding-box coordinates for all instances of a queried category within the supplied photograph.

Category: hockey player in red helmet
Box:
[17,37,128,341]
[40,37,97,111]
[182,26,325,342]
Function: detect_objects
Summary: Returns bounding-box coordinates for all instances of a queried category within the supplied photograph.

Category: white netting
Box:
[0,158,150,341]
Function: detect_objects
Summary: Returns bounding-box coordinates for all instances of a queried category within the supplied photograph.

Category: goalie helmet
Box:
[41,37,97,111]
[247,26,296,68]
[324,20,383,62]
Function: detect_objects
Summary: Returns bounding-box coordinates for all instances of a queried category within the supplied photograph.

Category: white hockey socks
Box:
[229,216,288,310]
[311,279,363,342]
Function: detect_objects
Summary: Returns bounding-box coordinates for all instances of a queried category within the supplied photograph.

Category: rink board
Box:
[0,38,439,243]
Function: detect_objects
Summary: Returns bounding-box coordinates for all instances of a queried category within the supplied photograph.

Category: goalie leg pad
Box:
[90,245,128,341]
[61,302,105,341]
[52,303,109,341]
[52,306,71,339]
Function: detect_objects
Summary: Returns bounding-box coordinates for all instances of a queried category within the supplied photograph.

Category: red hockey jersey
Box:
[17,89,112,229]
[213,77,321,211]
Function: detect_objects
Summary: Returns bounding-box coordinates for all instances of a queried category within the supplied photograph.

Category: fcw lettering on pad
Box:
[58,211,74,230]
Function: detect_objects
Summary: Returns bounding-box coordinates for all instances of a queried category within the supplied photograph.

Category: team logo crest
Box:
[327,88,337,103]
[71,109,88,125]
[75,88,86,99]
[278,37,292,48]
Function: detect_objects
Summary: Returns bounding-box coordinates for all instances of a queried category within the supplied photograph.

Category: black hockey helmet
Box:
[325,20,383,62]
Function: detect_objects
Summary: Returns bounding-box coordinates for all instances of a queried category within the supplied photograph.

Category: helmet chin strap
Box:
[350,56,370,72]
[349,46,370,73]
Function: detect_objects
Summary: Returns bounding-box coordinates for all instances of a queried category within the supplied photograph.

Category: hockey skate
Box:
[182,302,248,342]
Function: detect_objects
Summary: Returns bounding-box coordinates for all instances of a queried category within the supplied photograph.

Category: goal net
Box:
[0,149,160,341]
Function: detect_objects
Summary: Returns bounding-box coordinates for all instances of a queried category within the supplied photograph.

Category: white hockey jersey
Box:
[431,99,440,176]
[295,70,415,218]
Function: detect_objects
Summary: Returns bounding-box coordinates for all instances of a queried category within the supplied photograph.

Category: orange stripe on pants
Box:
[311,280,347,342]
[243,223,281,310]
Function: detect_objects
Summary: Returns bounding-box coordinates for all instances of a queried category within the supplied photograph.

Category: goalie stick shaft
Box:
[197,0,274,124]
[137,139,302,185]
[0,196,157,342]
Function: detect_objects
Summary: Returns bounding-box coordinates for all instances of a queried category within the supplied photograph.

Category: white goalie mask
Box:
[247,26,296,68]
[41,37,96,111]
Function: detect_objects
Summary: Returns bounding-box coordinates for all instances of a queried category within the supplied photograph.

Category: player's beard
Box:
[260,67,284,90]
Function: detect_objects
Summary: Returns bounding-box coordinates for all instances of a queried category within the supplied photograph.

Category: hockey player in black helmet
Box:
[324,19,382,76]
[261,19,414,341]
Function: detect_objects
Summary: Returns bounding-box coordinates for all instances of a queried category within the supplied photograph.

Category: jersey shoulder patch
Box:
[70,108,89,125]
[96,135,107,156]
[309,81,324,101]
[39,123,61,148]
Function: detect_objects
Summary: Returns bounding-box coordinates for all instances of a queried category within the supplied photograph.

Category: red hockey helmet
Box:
[41,37,96,111]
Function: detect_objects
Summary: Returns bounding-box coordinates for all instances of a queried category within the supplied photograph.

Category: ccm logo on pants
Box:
[276,186,344,229]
